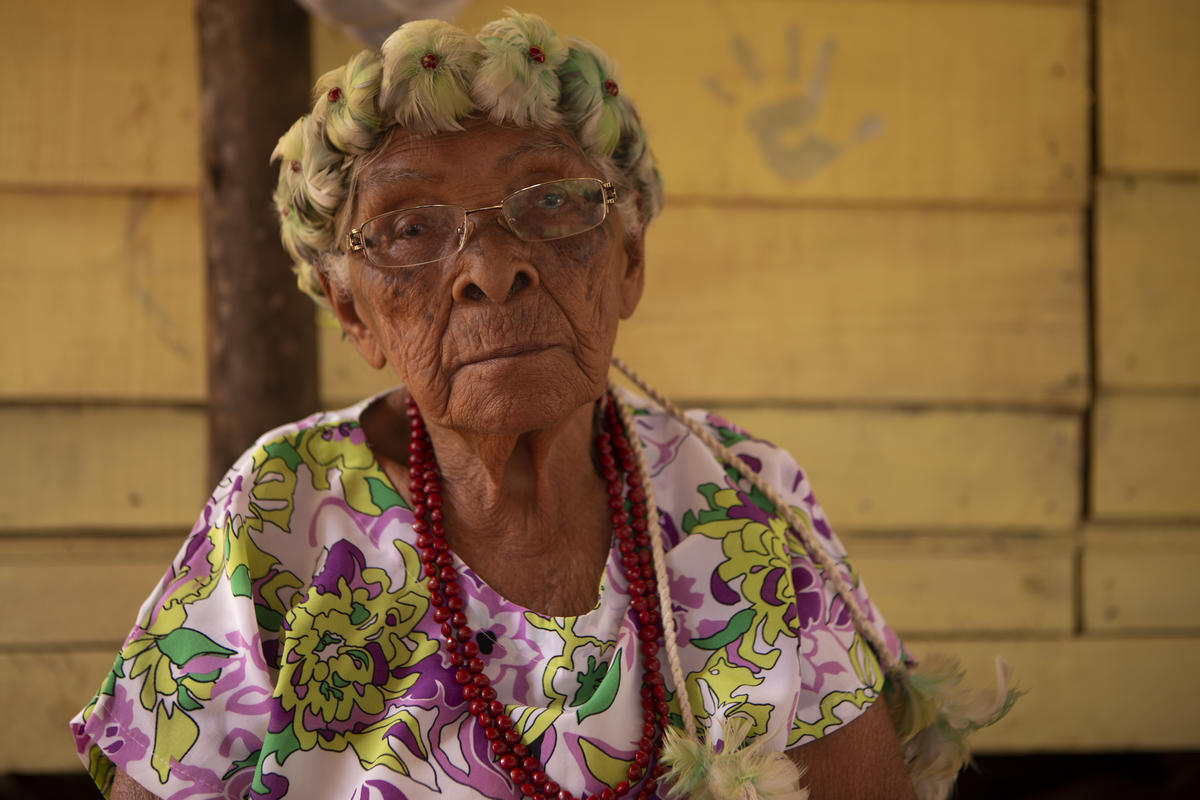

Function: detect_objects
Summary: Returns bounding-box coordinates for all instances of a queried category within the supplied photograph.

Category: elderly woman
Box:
[73,12,1011,800]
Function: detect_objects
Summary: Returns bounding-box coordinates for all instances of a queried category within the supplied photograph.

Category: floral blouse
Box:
[72,390,902,799]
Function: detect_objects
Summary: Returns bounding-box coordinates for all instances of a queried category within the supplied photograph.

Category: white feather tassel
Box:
[659,717,808,800]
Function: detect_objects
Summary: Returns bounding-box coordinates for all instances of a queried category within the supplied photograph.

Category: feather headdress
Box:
[270,10,662,306]
[473,12,569,127]
[379,19,480,135]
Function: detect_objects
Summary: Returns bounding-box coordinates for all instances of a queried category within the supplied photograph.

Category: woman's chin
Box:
[444,358,604,436]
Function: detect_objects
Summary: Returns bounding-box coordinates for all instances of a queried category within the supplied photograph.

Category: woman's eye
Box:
[537,192,566,209]
[389,218,428,239]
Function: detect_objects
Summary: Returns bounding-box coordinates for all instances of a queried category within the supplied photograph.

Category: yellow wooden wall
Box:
[1,0,1197,774]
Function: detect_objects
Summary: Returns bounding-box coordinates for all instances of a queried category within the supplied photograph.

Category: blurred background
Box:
[1,0,1198,797]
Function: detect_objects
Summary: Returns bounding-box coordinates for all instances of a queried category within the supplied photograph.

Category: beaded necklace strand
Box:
[406,392,669,800]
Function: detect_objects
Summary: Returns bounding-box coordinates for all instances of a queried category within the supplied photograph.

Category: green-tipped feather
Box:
[268,11,664,308]
[313,50,384,155]
[558,38,629,156]
[884,654,1022,800]
[474,12,568,127]
[659,718,808,800]
[379,19,480,135]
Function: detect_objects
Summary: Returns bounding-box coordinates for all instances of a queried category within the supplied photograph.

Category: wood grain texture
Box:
[455,0,1088,203]
[905,636,1200,751]
[1099,0,1200,174]
[0,0,200,189]
[319,314,396,406]
[1083,526,1200,631]
[0,191,205,400]
[0,407,206,530]
[0,536,181,646]
[1091,395,1200,520]
[1096,178,1200,390]
[720,407,1081,530]
[0,649,117,772]
[321,206,1089,407]
[851,534,1075,634]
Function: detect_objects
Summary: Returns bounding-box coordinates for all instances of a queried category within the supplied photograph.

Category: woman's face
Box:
[326,120,645,436]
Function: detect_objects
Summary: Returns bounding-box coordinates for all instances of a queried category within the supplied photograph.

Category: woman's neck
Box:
[367,390,614,615]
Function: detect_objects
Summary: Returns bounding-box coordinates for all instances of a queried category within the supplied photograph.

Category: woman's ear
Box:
[318,269,387,370]
[618,231,646,319]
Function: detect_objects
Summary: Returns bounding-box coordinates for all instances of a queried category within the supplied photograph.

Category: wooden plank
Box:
[1099,0,1200,174]
[321,206,1090,407]
[1096,178,1200,390]
[320,315,398,405]
[0,0,200,189]
[0,648,118,772]
[0,536,181,646]
[852,534,1075,634]
[1091,396,1200,520]
[456,0,1088,203]
[0,191,205,401]
[621,206,1088,406]
[0,407,207,530]
[719,407,1081,530]
[905,636,1200,751]
[1083,526,1200,631]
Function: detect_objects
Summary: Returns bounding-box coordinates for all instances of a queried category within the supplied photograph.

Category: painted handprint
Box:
[705,22,882,182]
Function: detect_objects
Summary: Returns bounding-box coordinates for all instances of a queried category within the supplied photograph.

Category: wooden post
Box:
[196,0,318,486]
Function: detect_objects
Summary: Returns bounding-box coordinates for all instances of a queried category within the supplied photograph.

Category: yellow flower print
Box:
[684,650,772,741]
[302,421,410,518]
[277,562,436,753]
[690,486,805,669]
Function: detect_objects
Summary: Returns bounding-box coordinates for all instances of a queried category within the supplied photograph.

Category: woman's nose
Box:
[450,215,540,304]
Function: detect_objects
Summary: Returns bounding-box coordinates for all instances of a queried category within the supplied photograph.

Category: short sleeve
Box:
[643,405,905,752]
[751,431,905,746]
[70,449,287,799]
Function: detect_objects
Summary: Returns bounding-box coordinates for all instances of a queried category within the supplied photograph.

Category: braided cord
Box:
[611,357,902,678]
[608,384,700,743]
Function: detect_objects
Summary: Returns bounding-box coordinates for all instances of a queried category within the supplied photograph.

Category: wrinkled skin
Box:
[108,120,916,800]
[333,120,644,438]
[322,119,644,617]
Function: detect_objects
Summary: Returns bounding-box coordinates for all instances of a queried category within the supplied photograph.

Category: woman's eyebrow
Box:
[497,137,576,168]
[359,165,441,190]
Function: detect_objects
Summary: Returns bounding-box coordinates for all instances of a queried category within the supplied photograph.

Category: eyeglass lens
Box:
[360,179,608,268]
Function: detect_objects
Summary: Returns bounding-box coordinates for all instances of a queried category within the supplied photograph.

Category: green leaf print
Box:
[255,604,284,632]
[263,438,304,472]
[223,748,262,780]
[98,654,126,697]
[690,608,755,650]
[366,476,408,511]
[574,652,622,722]
[175,683,204,712]
[255,721,302,792]
[229,563,253,598]
[157,628,236,667]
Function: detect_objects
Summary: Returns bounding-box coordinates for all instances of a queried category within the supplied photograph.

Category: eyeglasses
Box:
[345,178,618,268]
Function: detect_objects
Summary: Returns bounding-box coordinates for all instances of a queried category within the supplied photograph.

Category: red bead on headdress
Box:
[289,160,301,172]
[326,87,342,103]
[528,45,546,63]
[421,52,439,70]
[604,79,620,97]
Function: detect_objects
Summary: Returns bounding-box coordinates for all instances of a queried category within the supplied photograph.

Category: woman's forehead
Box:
[358,122,591,192]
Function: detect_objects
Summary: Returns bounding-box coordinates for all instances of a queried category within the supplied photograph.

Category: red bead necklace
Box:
[406,393,670,800]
